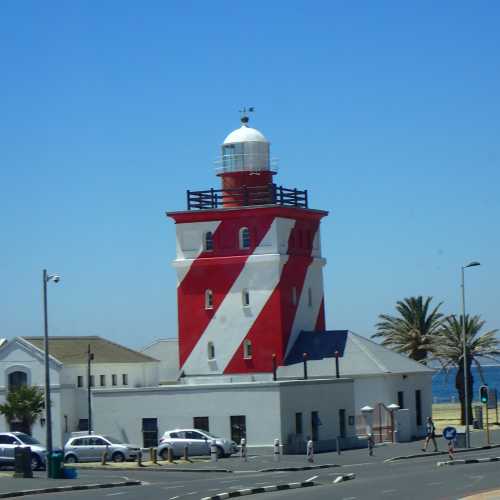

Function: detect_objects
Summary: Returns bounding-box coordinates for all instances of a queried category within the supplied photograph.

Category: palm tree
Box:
[0,385,45,434]
[372,296,444,364]
[433,314,499,424]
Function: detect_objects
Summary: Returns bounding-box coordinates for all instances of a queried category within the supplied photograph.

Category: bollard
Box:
[167,446,173,463]
[210,440,218,462]
[101,449,107,465]
[273,438,280,462]
[137,449,144,467]
[14,447,33,478]
[336,436,341,455]
[306,439,314,463]
[183,445,189,461]
[240,438,247,462]
[151,447,157,464]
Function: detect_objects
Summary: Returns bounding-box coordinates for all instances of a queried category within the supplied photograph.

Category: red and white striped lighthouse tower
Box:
[167,112,328,377]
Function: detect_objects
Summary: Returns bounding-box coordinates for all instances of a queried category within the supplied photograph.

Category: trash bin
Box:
[455,433,466,448]
[48,451,65,479]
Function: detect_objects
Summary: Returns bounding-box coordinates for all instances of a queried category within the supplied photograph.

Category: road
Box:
[11,446,500,499]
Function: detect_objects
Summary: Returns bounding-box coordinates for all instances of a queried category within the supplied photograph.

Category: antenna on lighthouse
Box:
[239,106,255,126]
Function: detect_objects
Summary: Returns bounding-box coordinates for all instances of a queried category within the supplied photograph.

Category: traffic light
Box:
[480,385,489,404]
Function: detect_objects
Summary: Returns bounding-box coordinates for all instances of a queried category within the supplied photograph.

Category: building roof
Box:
[279,330,434,378]
[22,336,158,364]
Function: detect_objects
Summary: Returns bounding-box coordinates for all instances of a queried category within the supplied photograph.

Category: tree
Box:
[0,385,45,434]
[433,314,499,424]
[372,296,444,364]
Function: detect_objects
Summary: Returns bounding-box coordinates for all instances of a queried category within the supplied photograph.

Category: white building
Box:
[0,336,159,447]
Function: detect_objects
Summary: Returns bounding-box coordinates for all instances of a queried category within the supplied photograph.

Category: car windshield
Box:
[16,434,41,445]
[102,436,124,445]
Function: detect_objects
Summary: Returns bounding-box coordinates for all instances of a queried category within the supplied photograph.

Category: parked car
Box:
[63,434,140,463]
[157,429,238,459]
[0,432,47,470]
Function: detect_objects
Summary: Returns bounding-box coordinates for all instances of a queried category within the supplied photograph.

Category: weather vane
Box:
[239,106,255,124]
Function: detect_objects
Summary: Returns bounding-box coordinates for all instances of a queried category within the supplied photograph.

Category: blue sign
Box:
[443,426,457,440]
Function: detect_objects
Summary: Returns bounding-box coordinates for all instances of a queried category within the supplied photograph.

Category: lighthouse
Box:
[167,112,328,377]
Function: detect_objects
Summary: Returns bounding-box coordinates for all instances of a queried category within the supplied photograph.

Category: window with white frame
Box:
[204,231,214,251]
[205,289,214,309]
[291,286,297,306]
[242,288,250,307]
[243,339,252,359]
[207,342,215,360]
[239,227,250,249]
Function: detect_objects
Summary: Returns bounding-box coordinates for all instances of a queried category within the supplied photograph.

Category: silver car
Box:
[64,434,140,463]
[157,429,238,460]
[0,432,47,470]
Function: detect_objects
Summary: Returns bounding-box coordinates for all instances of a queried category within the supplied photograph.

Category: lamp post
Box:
[43,269,60,477]
[461,261,480,448]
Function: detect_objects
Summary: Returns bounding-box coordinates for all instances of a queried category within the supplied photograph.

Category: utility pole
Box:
[87,344,94,434]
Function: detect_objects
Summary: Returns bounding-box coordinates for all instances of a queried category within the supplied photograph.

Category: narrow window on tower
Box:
[205,289,214,310]
[291,287,297,306]
[207,342,215,360]
[307,287,312,307]
[242,288,250,307]
[239,227,250,250]
[243,339,252,360]
[204,231,214,252]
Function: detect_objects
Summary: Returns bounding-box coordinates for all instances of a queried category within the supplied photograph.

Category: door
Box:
[2,435,21,462]
[88,437,107,461]
[72,438,92,461]
[184,431,208,456]
[0,435,16,461]
[142,418,158,448]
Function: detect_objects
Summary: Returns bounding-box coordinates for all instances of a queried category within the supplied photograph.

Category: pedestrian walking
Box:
[422,416,438,452]
[368,433,375,456]
[447,439,455,460]
[306,437,314,463]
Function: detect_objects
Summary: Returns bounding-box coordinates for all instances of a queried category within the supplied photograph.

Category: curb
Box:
[68,465,232,473]
[437,457,500,467]
[0,480,141,498]
[386,444,500,463]
[201,481,316,500]
[258,463,340,473]
[333,472,356,484]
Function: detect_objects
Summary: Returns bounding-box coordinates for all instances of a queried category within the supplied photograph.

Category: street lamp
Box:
[43,269,60,476]
[461,261,480,448]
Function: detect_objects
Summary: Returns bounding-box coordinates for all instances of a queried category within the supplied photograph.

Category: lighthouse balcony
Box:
[186,183,308,210]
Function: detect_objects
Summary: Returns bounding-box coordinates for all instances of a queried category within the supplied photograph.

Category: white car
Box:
[0,432,47,470]
[157,429,238,459]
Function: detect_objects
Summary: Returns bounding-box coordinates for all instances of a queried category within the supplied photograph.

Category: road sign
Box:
[442,426,457,440]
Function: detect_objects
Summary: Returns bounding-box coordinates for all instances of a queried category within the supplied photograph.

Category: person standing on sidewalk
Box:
[422,416,438,452]
[368,433,375,456]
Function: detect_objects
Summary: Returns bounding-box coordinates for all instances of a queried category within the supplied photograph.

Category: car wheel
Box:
[216,446,224,459]
[65,454,78,464]
[160,448,171,460]
[112,451,125,463]
[30,454,42,470]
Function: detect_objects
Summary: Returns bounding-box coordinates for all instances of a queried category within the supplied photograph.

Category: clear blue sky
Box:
[1,1,499,349]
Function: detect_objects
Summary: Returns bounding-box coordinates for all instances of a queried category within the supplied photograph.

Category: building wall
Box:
[93,378,354,452]
[352,372,433,438]
[141,340,179,382]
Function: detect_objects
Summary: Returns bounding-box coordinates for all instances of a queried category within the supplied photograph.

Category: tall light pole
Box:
[43,269,60,477]
[461,261,480,448]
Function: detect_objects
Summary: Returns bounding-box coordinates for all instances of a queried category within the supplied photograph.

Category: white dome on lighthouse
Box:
[223,125,268,145]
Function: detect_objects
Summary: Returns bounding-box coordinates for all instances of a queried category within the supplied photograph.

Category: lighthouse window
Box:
[291,287,298,306]
[308,287,312,307]
[205,290,214,310]
[207,342,215,360]
[204,231,214,251]
[239,227,250,249]
[242,289,250,307]
[243,339,252,359]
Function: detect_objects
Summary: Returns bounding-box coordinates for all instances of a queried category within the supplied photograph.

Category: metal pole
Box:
[43,270,53,476]
[335,351,340,378]
[485,401,490,445]
[87,344,93,433]
[461,266,470,448]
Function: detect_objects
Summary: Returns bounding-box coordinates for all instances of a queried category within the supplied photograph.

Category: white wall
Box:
[141,340,179,382]
[93,378,355,451]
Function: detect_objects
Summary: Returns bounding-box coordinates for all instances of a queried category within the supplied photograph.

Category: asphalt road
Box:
[10,446,500,499]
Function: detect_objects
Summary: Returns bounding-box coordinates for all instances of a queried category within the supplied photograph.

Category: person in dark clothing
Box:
[422,416,438,452]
